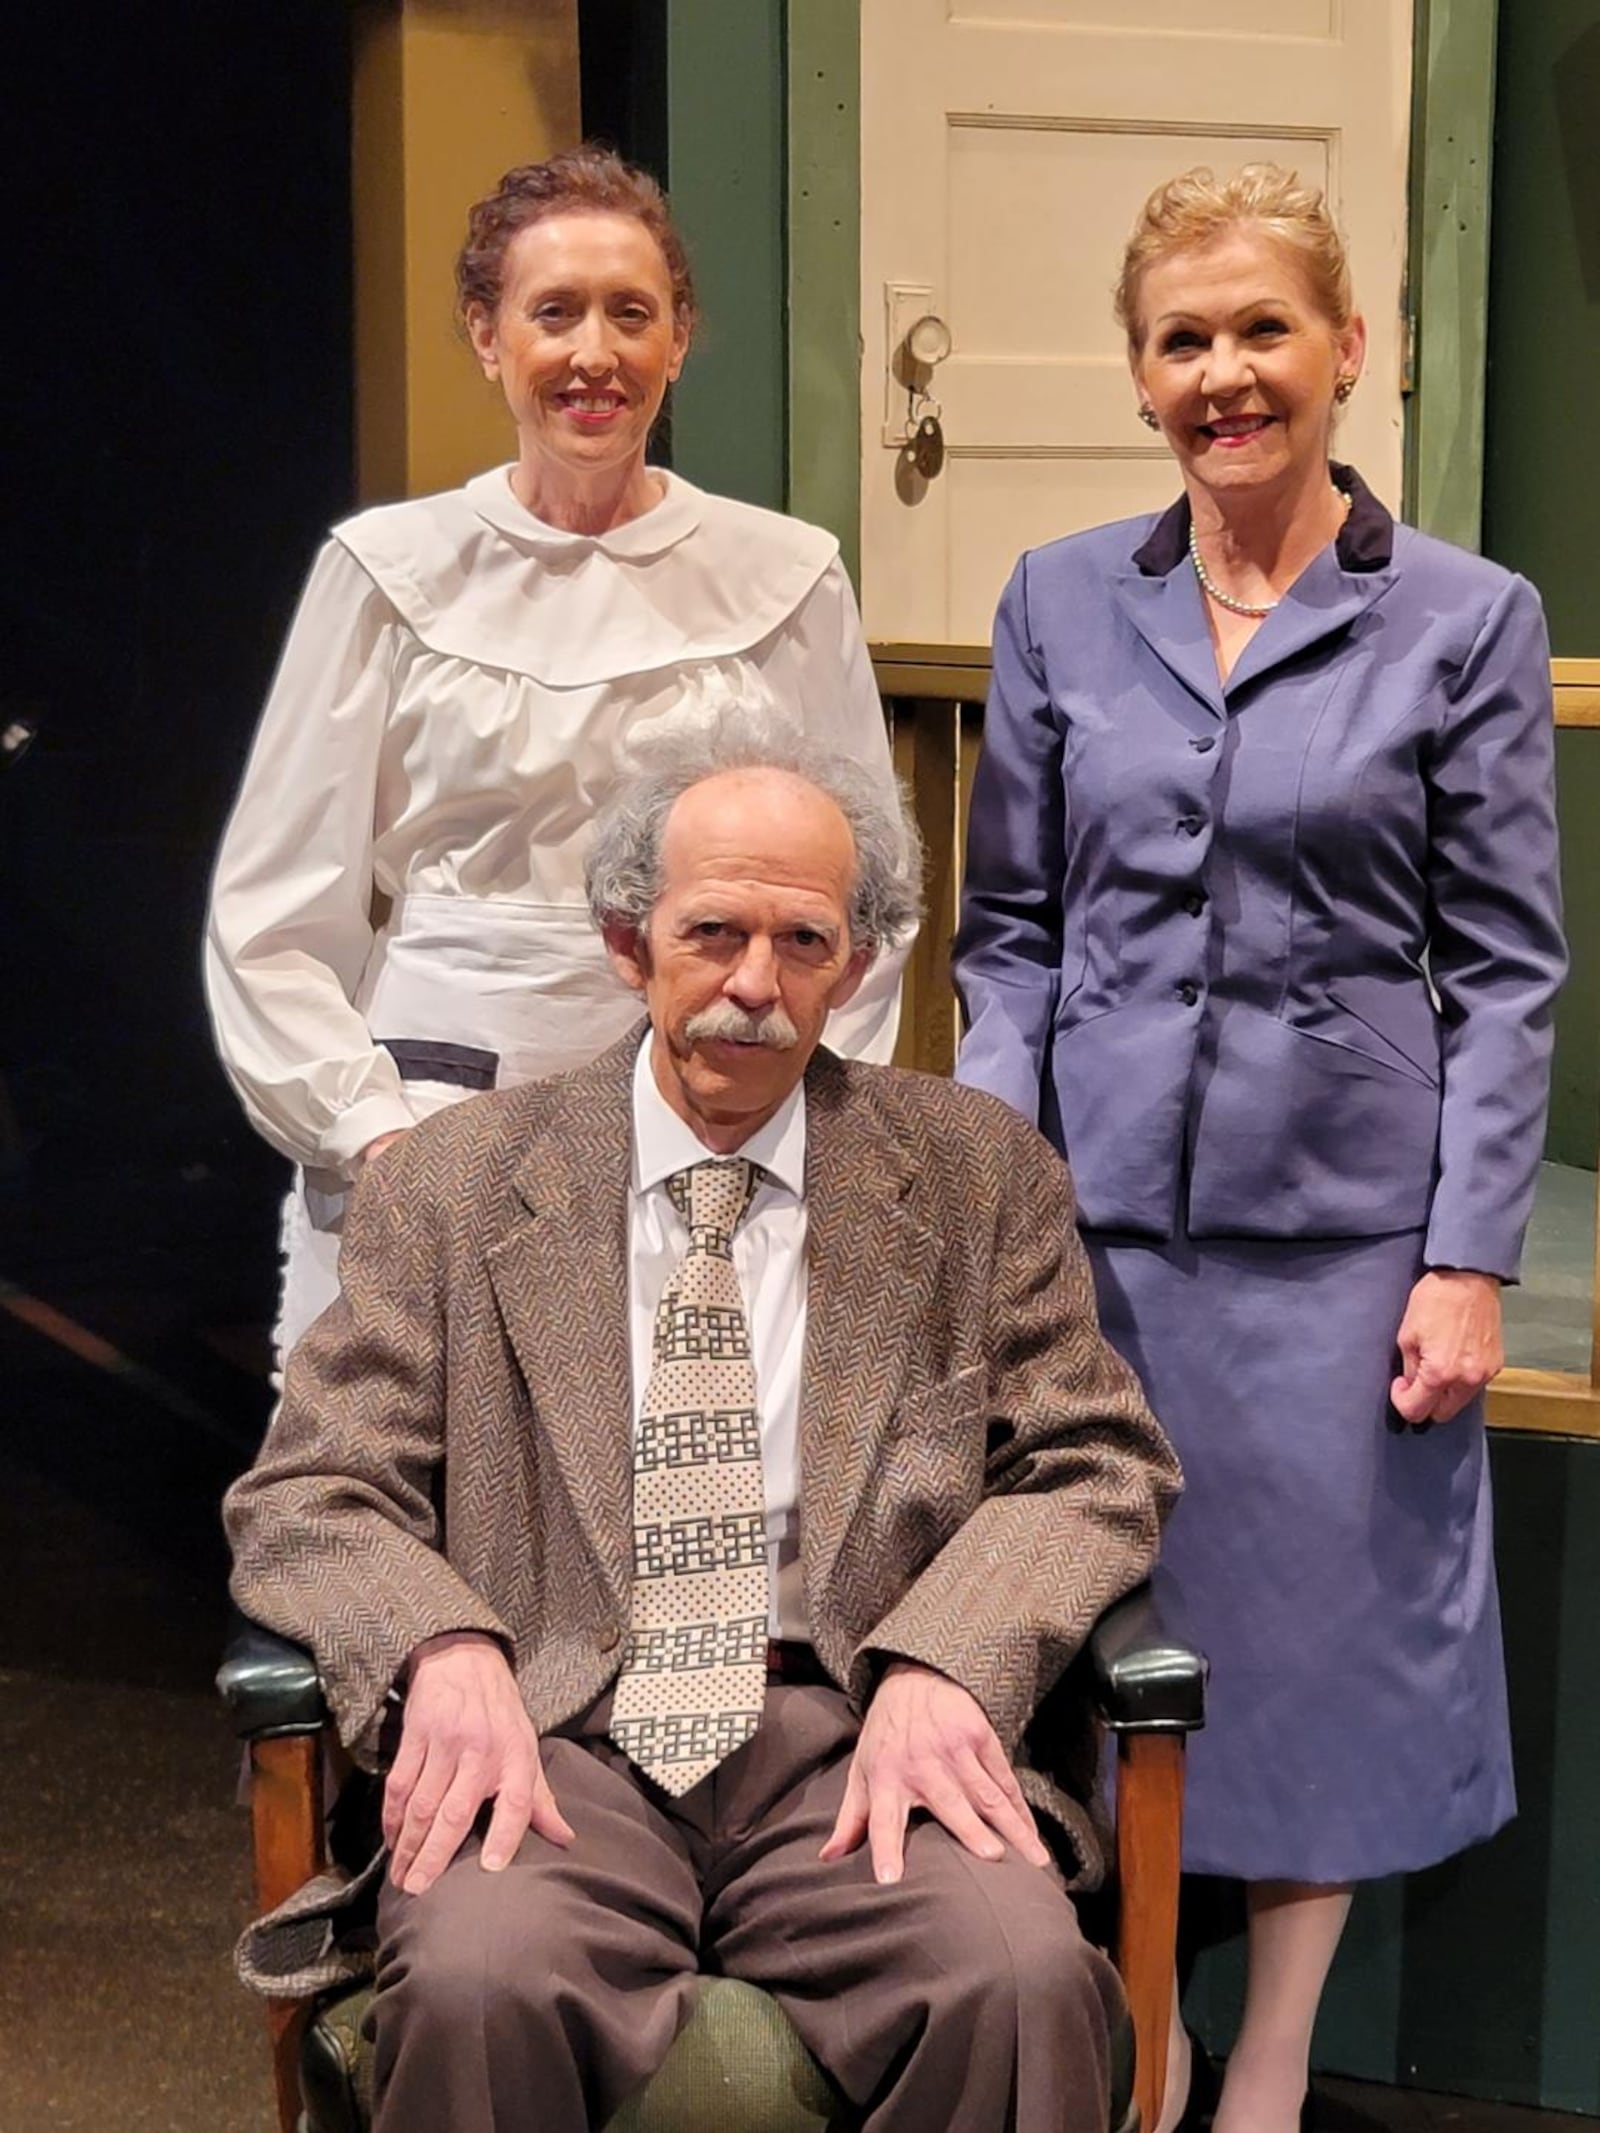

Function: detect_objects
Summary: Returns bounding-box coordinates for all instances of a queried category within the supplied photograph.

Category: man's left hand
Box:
[820,1659,1053,1885]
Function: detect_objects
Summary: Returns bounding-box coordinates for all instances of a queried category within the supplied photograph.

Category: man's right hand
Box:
[382,1630,574,1895]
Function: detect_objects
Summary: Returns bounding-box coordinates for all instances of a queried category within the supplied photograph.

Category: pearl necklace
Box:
[1189,488,1353,617]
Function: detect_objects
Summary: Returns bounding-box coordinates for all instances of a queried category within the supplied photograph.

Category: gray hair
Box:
[585,708,922,951]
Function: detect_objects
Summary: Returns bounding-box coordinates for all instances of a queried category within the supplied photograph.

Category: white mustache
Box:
[684,1002,799,1050]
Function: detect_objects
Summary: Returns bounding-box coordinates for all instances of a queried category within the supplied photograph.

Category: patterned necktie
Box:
[610,1157,769,1794]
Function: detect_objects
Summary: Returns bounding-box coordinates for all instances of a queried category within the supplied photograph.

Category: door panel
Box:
[861,0,1413,643]
[953,0,1338,28]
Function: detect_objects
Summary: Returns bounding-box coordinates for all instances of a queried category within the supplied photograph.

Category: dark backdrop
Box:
[0,4,675,1348]
[0,7,355,1347]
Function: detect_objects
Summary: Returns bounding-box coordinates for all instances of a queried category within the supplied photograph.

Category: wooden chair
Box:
[220,1584,1204,2133]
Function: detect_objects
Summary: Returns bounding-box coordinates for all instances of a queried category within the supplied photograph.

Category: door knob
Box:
[904,313,952,368]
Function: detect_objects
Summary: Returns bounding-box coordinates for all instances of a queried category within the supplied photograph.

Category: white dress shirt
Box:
[629,1036,809,1641]
[204,468,906,1177]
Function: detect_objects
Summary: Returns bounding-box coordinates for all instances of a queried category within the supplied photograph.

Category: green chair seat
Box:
[299,1970,1135,2133]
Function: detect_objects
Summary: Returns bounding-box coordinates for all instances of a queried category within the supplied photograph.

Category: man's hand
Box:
[383,1630,573,1896]
[1390,1268,1504,1427]
[819,1659,1052,1885]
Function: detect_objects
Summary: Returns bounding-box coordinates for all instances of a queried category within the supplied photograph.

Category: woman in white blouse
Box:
[206,146,906,1366]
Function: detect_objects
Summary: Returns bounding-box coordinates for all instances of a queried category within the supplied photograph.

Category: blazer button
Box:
[598,1627,621,1653]
[1177,980,1199,1006]
[1177,815,1204,836]
[1190,735,1217,753]
[1182,890,1206,916]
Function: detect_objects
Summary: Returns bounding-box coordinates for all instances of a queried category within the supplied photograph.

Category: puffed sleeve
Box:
[204,540,416,1175]
[951,554,1066,1125]
[785,557,912,1064]
[1424,573,1567,1280]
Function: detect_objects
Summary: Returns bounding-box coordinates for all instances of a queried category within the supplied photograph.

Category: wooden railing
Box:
[873,650,1600,1442]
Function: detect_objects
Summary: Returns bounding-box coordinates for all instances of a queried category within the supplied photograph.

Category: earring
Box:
[1334,374,1357,404]
[1137,404,1160,430]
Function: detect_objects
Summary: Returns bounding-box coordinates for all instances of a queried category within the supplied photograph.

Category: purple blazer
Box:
[954,469,1566,1281]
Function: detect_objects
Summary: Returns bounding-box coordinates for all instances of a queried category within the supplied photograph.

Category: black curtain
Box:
[0,5,354,1325]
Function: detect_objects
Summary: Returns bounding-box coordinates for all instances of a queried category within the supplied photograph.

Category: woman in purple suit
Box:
[954,166,1565,2133]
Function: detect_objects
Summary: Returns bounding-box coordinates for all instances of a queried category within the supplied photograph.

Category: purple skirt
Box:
[1086,1217,1515,1883]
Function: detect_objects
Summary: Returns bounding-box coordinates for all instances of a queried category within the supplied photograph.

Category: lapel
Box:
[484,1030,640,1614]
[1108,561,1227,721]
[796,1053,937,1624]
[1223,545,1398,697]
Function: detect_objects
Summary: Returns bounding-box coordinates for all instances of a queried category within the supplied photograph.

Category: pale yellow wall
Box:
[352,0,581,500]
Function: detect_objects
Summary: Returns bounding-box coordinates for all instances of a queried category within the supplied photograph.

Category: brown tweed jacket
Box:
[226,1030,1179,1891]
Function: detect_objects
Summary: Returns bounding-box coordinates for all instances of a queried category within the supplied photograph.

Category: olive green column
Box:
[350,0,581,502]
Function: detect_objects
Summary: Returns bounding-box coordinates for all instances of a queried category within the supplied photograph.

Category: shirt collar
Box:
[631,1032,807,1201]
[1130,462,1394,576]
[464,465,705,561]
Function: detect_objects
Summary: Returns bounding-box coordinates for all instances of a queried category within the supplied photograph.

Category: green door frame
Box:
[786,0,863,581]
[1405,0,1500,552]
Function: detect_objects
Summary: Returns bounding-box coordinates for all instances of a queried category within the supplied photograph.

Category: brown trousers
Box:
[370,1684,1122,2132]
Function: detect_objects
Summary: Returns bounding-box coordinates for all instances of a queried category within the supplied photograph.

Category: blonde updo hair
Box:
[1115,163,1353,352]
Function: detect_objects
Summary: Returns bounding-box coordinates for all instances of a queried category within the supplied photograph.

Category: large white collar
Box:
[332,469,839,689]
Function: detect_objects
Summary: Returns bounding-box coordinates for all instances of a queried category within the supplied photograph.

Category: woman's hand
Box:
[358,1128,410,1171]
[1390,1269,1504,1427]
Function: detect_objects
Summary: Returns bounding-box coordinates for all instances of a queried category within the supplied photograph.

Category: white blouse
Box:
[205,469,908,1177]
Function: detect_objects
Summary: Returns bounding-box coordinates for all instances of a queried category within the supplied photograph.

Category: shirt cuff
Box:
[319,1091,421,1176]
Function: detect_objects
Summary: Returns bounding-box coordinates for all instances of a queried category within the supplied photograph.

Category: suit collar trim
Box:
[1130,462,1394,577]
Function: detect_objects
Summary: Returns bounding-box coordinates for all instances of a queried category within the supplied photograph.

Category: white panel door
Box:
[859,0,1413,643]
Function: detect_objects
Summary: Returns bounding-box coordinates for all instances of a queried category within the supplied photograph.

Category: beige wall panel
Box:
[353,0,581,502]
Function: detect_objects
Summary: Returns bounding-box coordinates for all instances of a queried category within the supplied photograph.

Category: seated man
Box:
[225,714,1181,2133]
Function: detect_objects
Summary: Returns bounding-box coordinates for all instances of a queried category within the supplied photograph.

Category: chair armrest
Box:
[1088,1584,1207,1734]
[218,1608,328,1739]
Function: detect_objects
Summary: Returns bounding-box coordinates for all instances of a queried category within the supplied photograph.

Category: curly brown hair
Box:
[454,144,696,335]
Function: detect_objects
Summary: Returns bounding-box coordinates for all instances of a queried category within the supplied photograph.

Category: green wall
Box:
[664,0,787,510]
[1482,1,1600,1168]
[661,0,861,556]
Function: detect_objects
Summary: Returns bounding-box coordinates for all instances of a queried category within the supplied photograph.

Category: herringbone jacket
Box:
[225,1030,1180,1892]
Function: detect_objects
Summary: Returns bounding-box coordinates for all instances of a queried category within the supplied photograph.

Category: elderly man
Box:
[225,716,1180,2133]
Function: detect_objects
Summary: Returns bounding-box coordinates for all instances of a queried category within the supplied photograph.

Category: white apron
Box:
[277,893,643,1366]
